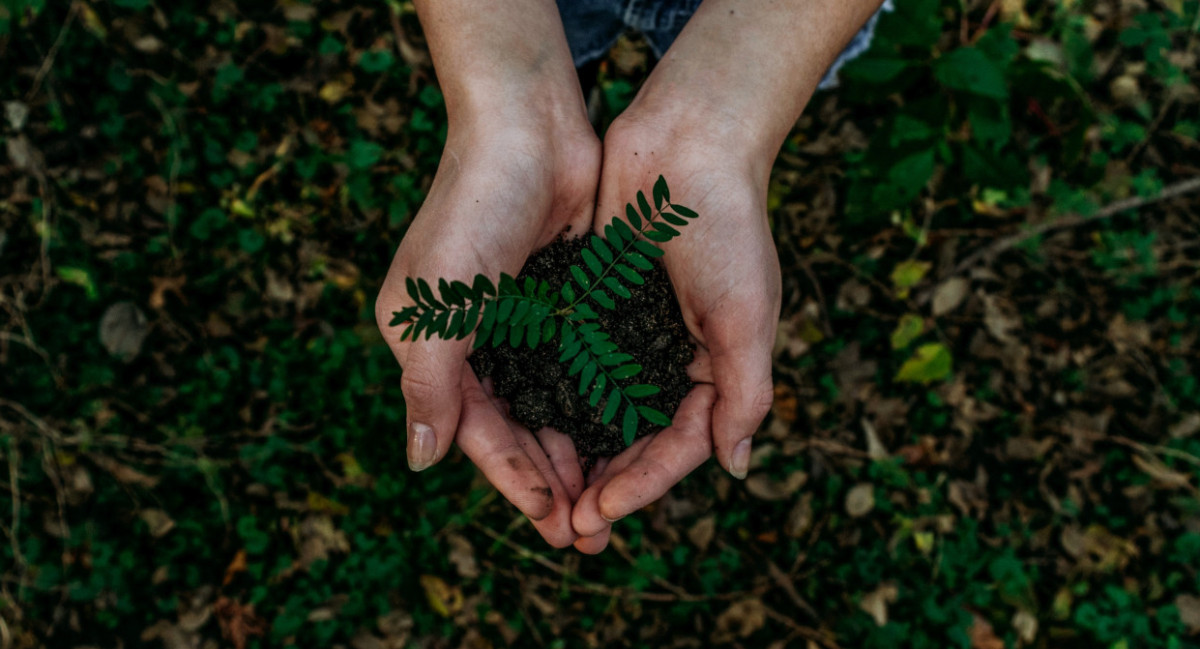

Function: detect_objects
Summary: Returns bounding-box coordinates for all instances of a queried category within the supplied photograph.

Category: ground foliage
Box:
[2,0,1200,647]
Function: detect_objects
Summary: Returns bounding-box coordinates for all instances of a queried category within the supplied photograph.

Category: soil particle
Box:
[470,236,694,458]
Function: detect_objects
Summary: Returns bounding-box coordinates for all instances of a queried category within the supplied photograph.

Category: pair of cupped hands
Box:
[374,100,782,553]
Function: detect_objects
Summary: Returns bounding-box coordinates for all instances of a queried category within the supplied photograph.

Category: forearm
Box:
[625,0,886,171]
[414,0,588,130]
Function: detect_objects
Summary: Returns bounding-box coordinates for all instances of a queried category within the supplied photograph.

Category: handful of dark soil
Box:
[469,236,694,458]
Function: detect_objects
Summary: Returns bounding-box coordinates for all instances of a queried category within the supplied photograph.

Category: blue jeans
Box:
[557,0,893,89]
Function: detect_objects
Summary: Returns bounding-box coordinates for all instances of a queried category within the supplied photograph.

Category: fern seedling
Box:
[389,175,699,446]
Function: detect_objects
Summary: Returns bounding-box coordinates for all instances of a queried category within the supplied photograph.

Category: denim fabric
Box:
[558,0,894,89]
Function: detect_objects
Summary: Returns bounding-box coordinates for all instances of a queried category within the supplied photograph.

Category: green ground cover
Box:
[2,1,1200,647]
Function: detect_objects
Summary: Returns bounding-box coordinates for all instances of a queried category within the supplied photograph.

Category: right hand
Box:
[375,120,600,547]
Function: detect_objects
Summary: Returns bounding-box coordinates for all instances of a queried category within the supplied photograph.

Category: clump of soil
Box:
[469,236,694,458]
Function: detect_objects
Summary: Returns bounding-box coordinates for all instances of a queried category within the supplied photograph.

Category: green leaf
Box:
[612,364,642,380]
[448,309,465,337]
[559,339,582,363]
[622,406,639,446]
[406,277,421,303]
[591,235,613,263]
[634,240,664,258]
[671,204,698,218]
[511,300,530,325]
[637,190,653,222]
[461,304,480,338]
[541,318,556,343]
[579,362,598,395]
[843,57,911,83]
[626,204,642,230]
[890,313,926,350]
[593,290,615,310]
[418,279,442,309]
[890,260,932,298]
[498,297,515,322]
[568,353,588,376]
[603,277,631,299]
[490,320,508,347]
[508,321,524,348]
[480,300,497,332]
[473,275,496,296]
[525,321,540,349]
[602,387,621,424]
[895,343,954,384]
[590,383,606,408]
[613,218,635,243]
[439,278,463,306]
[644,228,671,243]
[590,340,618,355]
[653,175,669,209]
[450,280,473,301]
[626,252,653,270]
[662,212,687,227]
[605,223,625,247]
[570,265,591,289]
[358,49,395,74]
[562,281,576,302]
[599,352,634,366]
[414,309,434,339]
[499,273,520,295]
[626,384,660,398]
[637,407,672,427]
[651,221,680,237]
[615,264,644,285]
[581,248,602,277]
[572,303,599,320]
[934,47,1009,100]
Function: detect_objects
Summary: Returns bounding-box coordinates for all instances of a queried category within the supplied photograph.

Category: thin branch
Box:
[25,2,79,101]
[939,176,1200,282]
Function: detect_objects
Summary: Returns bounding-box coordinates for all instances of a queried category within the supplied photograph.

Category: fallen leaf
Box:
[890,313,926,350]
[214,597,267,649]
[223,549,247,586]
[688,515,716,552]
[139,509,175,538]
[1012,609,1038,644]
[1176,594,1200,633]
[785,493,814,538]
[969,612,1004,649]
[891,260,931,299]
[860,583,898,626]
[1132,454,1192,491]
[100,301,149,361]
[982,294,1020,345]
[932,277,969,316]
[862,418,889,460]
[420,575,463,618]
[771,383,798,424]
[895,343,954,384]
[845,483,876,518]
[446,533,479,579]
[712,598,767,643]
[745,471,807,501]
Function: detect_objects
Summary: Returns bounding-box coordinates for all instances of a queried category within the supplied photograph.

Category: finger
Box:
[455,373,556,522]
[572,386,716,535]
[519,425,579,549]
[706,302,776,479]
[573,527,611,554]
[399,340,468,471]
[570,434,656,537]
[594,385,715,521]
[536,428,585,501]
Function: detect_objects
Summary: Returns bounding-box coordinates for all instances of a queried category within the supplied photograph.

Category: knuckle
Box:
[400,367,443,407]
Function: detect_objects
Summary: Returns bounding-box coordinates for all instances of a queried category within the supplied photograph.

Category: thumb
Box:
[400,339,467,471]
[707,303,776,480]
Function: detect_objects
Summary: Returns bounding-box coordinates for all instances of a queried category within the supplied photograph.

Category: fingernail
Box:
[601,513,624,524]
[408,422,437,471]
[730,438,752,480]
